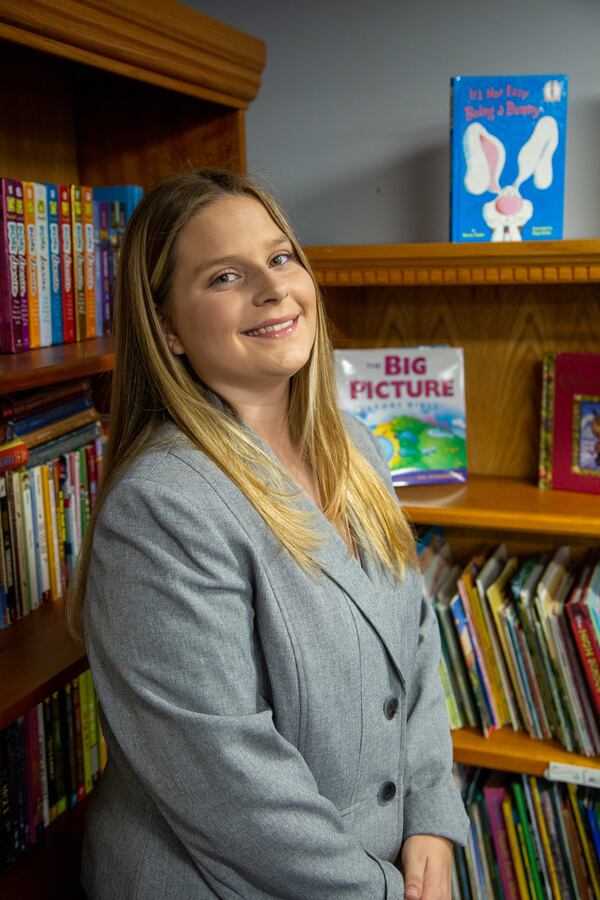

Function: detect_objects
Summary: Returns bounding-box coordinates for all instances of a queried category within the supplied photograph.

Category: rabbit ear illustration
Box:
[463,123,506,194]
[514,116,559,189]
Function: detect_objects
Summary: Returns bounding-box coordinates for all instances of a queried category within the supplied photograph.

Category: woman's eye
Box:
[212,271,237,285]
[271,251,293,267]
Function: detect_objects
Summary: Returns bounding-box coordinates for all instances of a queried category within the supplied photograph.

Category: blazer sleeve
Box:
[344,413,469,846]
[84,469,404,899]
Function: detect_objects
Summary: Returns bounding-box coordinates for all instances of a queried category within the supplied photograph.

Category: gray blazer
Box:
[81,413,468,899]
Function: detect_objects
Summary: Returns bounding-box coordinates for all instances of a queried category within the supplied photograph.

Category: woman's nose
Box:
[252,269,289,305]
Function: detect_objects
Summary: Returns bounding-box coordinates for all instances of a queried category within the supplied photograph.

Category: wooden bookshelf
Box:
[0,336,115,393]
[453,727,600,778]
[397,475,600,537]
[306,238,600,286]
[0,604,86,731]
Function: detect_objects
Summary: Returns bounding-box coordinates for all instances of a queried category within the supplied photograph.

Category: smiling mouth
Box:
[243,315,299,338]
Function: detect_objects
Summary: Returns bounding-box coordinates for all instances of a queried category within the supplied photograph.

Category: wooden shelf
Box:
[398,475,600,537]
[306,238,600,286]
[1,794,89,899]
[0,604,87,730]
[452,726,600,777]
[0,337,114,394]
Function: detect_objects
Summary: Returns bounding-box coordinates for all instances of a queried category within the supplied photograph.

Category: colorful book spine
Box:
[483,785,520,899]
[58,185,75,343]
[82,186,96,339]
[23,183,40,349]
[70,185,86,341]
[14,181,30,351]
[45,185,63,345]
[450,590,495,735]
[0,179,23,353]
[30,466,51,606]
[33,182,52,347]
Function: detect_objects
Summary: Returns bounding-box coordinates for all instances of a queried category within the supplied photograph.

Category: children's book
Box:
[451,74,568,242]
[334,346,467,486]
[539,352,600,494]
[45,185,63,346]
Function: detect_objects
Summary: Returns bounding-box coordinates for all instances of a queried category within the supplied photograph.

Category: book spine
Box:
[79,672,93,795]
[82,186,96,339]
[22,407,100,450]
[99,200,112,332]
[567,602,600,717]
[14,181,29,351]
[502,794,531,899]
[512,782,545,900]
[51,691,66,816]
[70,185,86,341]
[93,199,103,337]
[7,471,26,619]
[20,470,39,611]
[0,442,28,472]
[26,419,101,469]
[71,676,86,802]
[451,589,496,735]
[30,466,51,605]
[23,182,40,349]
[483,786,520,900]
[46,184,63,345]
[0,179,22,353]
[61,683,77,808]
[0,473,17,624]
[58,185,75,343]
[36,703,49,829]
[13,394,93,438]
[42,696,56,822]
[33,183,52,347]
[567,782,600,896]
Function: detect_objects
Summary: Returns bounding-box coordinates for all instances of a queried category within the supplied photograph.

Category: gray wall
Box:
[184,0,600,246]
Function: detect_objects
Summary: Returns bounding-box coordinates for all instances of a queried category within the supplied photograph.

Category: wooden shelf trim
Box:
[306,238,600,286]
[0,336,114,393]
[398,475,600,537]
[0,0,266,109]
[453,726,600,777]
[0,604,87,730]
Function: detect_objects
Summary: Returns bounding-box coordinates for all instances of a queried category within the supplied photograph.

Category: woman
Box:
[68,169,468,899]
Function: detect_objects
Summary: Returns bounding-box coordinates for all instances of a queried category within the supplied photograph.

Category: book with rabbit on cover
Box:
[334,346,467,487]
[450,74,568,242]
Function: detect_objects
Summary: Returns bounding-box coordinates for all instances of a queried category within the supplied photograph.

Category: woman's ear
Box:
[156,307,185,356]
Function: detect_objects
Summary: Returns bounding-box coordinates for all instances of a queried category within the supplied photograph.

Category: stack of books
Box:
[418,527,600,757]
[0,670,105,870]
[0,180,143,352]
[0,378,106,626]
[454,766,600,899]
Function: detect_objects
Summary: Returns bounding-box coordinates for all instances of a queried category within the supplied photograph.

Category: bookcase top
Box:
[0,0,266,108]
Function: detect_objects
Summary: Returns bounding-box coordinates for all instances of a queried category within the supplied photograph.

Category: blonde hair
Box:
[65,169,416,640]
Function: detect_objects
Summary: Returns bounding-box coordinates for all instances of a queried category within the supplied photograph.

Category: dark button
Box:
[378,781,397,805]
[383,696,399,720]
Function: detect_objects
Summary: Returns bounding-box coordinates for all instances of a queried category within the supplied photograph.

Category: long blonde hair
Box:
[65,169,415,640]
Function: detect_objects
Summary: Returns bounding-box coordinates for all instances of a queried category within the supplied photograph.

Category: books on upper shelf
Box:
[0,180,143,353]
[334,346,467,486]
[417,527,600,758]
[0,378,106,627]
[450,74,568,243]
[539,351,600,495]
[0,670,106,871]
[454,765,600,900]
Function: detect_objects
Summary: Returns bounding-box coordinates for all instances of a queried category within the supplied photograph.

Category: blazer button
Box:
[378,781,397,804]
[383,696,399,720]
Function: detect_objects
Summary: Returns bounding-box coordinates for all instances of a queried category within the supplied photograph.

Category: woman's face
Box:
[166,195,317,401]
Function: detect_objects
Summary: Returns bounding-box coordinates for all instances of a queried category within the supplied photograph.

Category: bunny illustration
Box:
[463,116,559,241]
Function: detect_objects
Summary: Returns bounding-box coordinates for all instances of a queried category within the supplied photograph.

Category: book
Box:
[451,74,568,242]
[92,184,143,223]
[0,179,24,353]
[539,351,600,495]
[334,346,467,486]
[45,184,63,345]
[33,182,52,347]
[23,182,40,350]
[70,185,86,341]
[502,793,531,899]
[483,785,520,899]
[58,185,75,343]
[82,185,96,339]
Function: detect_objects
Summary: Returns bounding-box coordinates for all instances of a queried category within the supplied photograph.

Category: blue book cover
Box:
[45,185,63,345]
[92,185,143,222]
[450,74,568,242]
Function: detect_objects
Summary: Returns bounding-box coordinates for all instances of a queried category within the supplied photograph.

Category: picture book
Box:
[538,352,600,494]
[334,346,467,486]
[450,74,568,242]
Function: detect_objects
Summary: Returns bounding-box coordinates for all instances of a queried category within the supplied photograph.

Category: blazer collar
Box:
[154,413,407,687]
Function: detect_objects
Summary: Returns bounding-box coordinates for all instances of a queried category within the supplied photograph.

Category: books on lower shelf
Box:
[418,527,600,758]
[454,765,600,900]
[334,345,467,486]
[0,669,105,872]
[450,74,568,243]
[539,351,600,495]
[0,179,143,353]
[0,378,107,626]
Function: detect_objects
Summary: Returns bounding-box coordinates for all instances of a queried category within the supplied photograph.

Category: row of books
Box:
[454,766,599,900]
[0,379,105,625]
[0,179,143,353]
[418,527,600,758]
[0,670,104,871]
[539,351,600,495]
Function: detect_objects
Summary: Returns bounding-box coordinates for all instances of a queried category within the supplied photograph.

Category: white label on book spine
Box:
[544,761,600,788]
